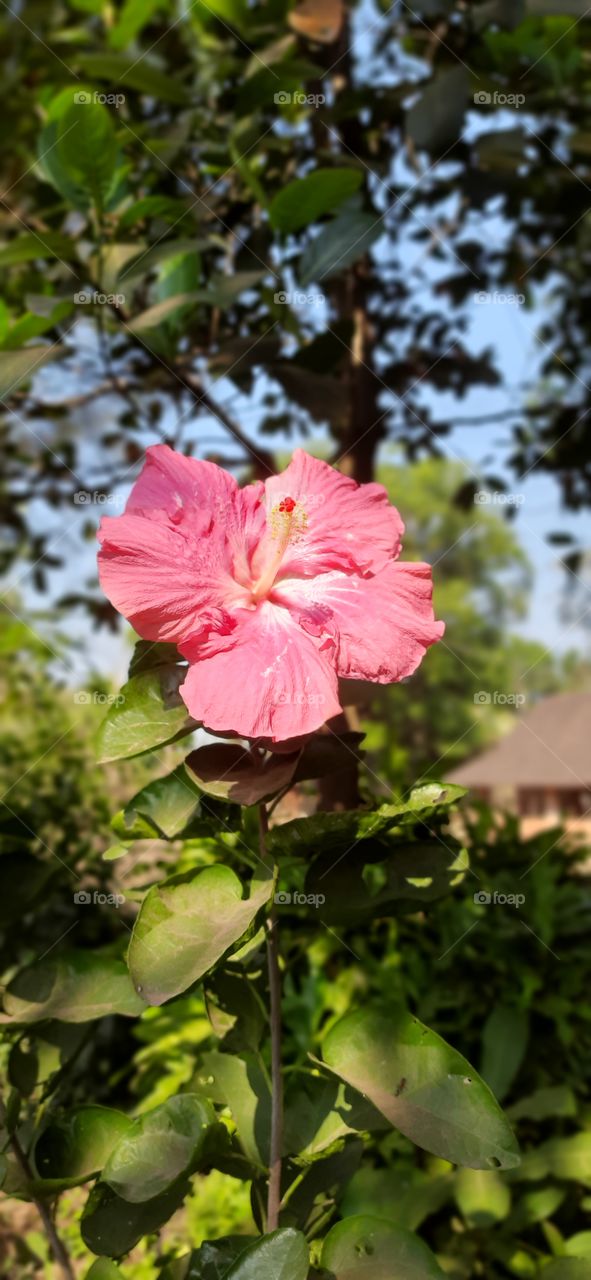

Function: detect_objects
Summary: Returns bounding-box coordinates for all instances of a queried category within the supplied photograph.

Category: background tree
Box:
[1,0,591,610]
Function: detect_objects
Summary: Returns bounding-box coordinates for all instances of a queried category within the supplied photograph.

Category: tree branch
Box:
[0,1099,75,1280]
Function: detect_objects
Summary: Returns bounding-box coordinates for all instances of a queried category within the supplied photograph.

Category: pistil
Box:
[250,498,300,602]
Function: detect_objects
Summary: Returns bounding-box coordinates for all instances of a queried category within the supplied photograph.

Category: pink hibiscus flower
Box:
[97,446,444,742]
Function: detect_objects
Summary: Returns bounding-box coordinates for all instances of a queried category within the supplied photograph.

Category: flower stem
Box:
[258,802,283,1231]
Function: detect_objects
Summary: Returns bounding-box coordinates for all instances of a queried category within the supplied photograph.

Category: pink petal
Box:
[127,444,268,581]
[179,602,342,741]
[126,443,238,524]
[98,447,266,642]
[274,562,445,683]
[98,512,239,642]
[252,449,404,582]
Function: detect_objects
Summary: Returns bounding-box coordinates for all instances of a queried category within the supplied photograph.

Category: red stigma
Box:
[278,496,296,513]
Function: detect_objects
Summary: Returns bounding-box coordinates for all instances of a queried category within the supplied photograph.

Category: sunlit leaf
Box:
[34,1106,131,1186]
[3,952,144,1024]
[96,667,196,763]
[102,1095,219,1202]
[128,867,272,1004]
[322,1007,520,1170]
[194,1050,271,1168]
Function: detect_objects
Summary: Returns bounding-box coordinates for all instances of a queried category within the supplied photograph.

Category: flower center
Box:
[250,496,307,602]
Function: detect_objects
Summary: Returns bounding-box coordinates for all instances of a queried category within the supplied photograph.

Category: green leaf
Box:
[130,272,264,333]
[81,1180,188,1257]
[0,302,73,350]
[128,639,180,677]
[192,0,250,35]
[185,745,299,805]
[480,1005,529,1101]
[283,1076,386,1163]
[222,1229,309,1280]
[277,1142,363,1237]
[85,1261,122,1280]
[116,766,202,838]
[57,100,119,210]
[0,234,78,266]
[119,237,212,283]
[269,168,364,234]
[108,0,166,50]
[454,1167,511,1226]
[565,1233,591,1258]
[268,784,466,859]
[128,293,201,334]
[320,1215,446,1279]
[321,1007,520,1170]
[508,1184,565,1230]
[3,952,145,1023]
[34,1106,132,1185]
[194,1050,271,1168]
[76,53,191,104]
[406,65,469,151]
[0,346,64,400]
[117,196,193,231]
[102,1095,217,1202]
[128,867,272,1005]
[299,209,380,285]
[96,667,196,763]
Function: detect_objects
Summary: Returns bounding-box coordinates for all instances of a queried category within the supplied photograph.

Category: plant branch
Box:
[259,802,283,1231]
[172,368,275,479]
[0,1098,75,1280]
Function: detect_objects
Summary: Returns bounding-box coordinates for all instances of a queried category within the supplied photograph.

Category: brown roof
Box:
[448,691,591,789]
